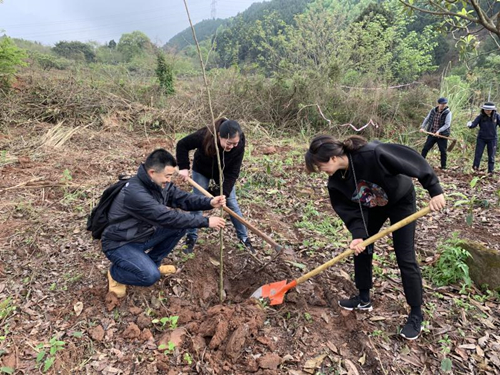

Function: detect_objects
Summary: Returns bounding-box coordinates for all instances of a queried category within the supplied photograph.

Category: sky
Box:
[0,0,262,46]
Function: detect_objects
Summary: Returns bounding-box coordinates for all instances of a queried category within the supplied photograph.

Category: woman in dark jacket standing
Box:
[305,135,446,340]
[176,118,253,254]
[468,102,500,174]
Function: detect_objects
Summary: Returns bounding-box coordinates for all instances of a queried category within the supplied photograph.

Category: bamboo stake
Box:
[183,0,226,303]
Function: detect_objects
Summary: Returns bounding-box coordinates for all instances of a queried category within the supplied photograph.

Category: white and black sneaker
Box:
[338,295,373,311]
[400,313,423,340]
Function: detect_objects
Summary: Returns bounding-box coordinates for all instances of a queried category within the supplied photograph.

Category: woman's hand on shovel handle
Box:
[429,194,446,212]
[178,169,189,180]
[350,238,366,255]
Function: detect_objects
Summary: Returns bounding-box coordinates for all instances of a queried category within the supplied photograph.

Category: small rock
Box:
[263,146,277,155]
[122,322,141,340]
[169,328,186,347]
[258,353,282,370]
[140,328,153,342]
[136,314,151,329]
[105,292,120,312]
[2,352,16,369]
[159,328,186,348]
[340,309,352,317]
[89,325,105,342]
[192,334,206,353]
[129,306,142,315]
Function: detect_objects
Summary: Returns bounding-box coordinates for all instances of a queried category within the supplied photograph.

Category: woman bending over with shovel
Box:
[176,118,254,254]
[305,135,446,340]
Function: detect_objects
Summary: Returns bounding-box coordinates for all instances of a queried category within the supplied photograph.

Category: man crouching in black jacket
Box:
[101,149,226,298]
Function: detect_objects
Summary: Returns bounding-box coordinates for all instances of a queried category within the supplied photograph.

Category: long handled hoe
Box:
[251,206,431,305]
[186,176,283,252]
[421,130,458,152]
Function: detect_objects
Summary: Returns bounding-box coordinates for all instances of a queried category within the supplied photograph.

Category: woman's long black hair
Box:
[305,135,367,173]
[202,118,242,157]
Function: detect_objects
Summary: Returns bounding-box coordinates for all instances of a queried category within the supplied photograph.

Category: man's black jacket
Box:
[101,164,213,251]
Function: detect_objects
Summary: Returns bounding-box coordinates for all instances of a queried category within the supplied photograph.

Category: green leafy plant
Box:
[152,316,179,330]
[183,352,193,365]
[439,334,453,372]
[450,176,486,226]
[35,337,65,373]
[0,367,14,374]
[303,312,313,322]
[0,298,16,323]
[424,233,472,293]
[60,168,73,184]
[158,341,176,355]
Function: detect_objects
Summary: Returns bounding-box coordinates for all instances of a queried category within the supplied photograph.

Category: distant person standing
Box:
[420,97,452,170]
[468,102,500,174]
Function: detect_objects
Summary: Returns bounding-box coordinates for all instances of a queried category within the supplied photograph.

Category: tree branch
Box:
[399,0,500,36]
[398,0,478,22]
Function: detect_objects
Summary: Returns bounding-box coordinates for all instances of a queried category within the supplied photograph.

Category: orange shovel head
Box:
[251,280,298,306]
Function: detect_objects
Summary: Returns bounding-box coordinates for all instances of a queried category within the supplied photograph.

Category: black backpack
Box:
[86,177,130,240]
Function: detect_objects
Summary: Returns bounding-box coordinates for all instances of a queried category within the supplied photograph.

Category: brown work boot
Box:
[107,270,126,298]
[158,265,176,276]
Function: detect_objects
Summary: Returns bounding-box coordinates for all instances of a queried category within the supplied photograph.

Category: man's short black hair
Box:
[144,149,177,172]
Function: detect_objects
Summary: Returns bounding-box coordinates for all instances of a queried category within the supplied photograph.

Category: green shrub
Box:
[0,37,28,88]
[424,233,472,293]
[156,53,175,96]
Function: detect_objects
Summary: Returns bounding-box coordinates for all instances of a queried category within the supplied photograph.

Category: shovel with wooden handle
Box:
[251,206,431,305]
[422,130,458,152]
[186,176,282,252]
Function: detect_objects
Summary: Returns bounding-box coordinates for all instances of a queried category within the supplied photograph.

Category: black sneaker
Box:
[241,238,256,254]
[338,295,373,311]
[400,313,423,340]
[183,237,196,254]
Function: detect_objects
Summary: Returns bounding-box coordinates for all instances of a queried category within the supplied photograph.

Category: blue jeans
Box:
[186,170,248,242]
[104,227,186,286]
[473,138,497,173]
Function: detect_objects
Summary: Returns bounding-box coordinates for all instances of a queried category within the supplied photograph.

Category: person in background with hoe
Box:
[420,97,452,170]
[101,149,226,298]
[467,102,500,175]
[176,118,254,254]
[305,135,446,340]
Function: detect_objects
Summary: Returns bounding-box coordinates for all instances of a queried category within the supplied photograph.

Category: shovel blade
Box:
[250,280,288,305]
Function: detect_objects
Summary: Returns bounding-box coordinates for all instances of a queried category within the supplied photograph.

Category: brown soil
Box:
[0,123,499,374]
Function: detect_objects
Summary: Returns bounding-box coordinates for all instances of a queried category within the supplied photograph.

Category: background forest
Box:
[1,0,499,137]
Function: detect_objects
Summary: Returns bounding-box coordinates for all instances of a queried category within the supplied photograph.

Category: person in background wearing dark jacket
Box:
[420,97,452,170]
[176,118,254,254]
[101,149,226,298]
[305,135,446,340]
[468,102,500,174]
